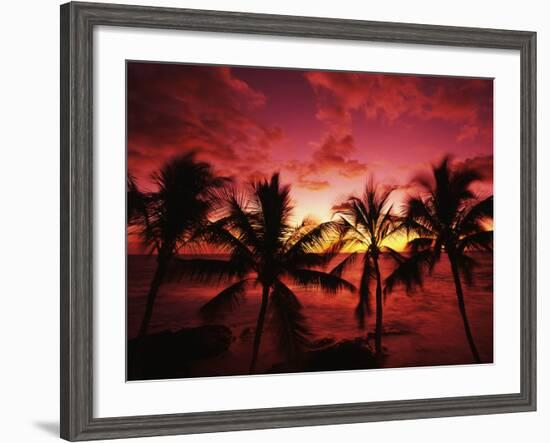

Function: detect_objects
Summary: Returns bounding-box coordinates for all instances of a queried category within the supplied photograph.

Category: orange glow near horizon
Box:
[127,62,493,254]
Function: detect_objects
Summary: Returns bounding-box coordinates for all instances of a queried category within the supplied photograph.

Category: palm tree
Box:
[330,179,403,358]
[384,156,493,363]
[131,153,226,337]
[171,173,355,374]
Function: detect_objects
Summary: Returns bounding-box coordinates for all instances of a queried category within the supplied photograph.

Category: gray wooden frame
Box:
[60,1,537,441]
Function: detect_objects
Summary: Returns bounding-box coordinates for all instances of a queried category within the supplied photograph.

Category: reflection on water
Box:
[128,253,493,376]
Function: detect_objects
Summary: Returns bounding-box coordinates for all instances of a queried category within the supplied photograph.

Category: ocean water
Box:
[128,252,493,375]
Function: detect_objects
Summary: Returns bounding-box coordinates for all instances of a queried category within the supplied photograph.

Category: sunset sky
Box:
[127,62,493,253]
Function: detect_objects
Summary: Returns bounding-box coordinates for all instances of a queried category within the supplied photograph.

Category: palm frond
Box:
[127,174,147,225]
[250,173,294,256]
[382,220,408,247]
[451,166,482,202]
[384,249,435,295]
[282,218,314,250]
[335,216,370,247]
[355,297,368,330]
[321,234,359,263]
[351,197,374,233]
[286,268,356,294]
[454,253,478,287]
[199,278,250,320]
[404,196,437,236]
[222,188,263,252]
[166,257,249,285]
[458,230,493,253]
[407,237,435,253]
[284,220,342,256]
[269,280,311,363]
[456,196,493,236]
[374,204,394,242]
[330,252,359,278]
[202,221,256,265]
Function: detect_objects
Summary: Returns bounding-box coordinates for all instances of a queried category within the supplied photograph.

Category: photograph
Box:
[126,62,494,381]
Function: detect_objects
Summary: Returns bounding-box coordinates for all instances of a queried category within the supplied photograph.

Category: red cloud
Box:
[312,134,368,178]
[454,155,494,183]
[304,71,493,144]
[286,133,368,190]
[297,179,330,191]
[127,63,281,187]
[456,125,480,142]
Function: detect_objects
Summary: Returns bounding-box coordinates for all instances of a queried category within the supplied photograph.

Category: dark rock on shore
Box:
[269,337,377,374]
[128,325,232,380]
[309,336,336,349]
[306,337,377,372]
[239,326,255,342]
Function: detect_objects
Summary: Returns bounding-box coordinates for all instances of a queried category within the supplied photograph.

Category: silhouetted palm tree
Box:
[132,153,226,337]
[384,156,493,363]
[171,173,355,373]
[331,179,403,358]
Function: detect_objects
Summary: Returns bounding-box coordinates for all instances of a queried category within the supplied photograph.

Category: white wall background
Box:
[0,0,546,441]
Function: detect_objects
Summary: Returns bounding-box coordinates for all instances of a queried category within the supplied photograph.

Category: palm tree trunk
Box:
[373,257,383,358]
[448,253,481,363]
[249,284,270,374]
[138,258,167,338]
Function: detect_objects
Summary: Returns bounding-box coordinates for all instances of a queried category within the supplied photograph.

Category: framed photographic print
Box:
[60,2,536,441]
